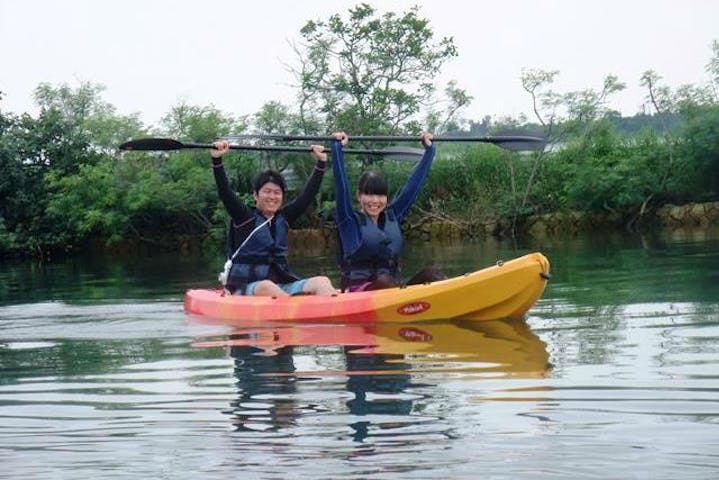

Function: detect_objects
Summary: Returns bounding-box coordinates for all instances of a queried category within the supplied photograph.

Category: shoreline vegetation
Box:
[42,200,718,260]
[1,8,717,260]
[1,100,718,260]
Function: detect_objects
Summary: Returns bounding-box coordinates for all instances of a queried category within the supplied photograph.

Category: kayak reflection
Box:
[195,319,550,437]
[196,318,550,377]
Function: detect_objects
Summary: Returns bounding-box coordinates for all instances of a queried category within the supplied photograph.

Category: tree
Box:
[159,101,246,142]
[292,3,468,134]
[707,39,719,102]
[250,100,321,175]
[639,70,676,206]
[252,101,299,135]
[424,80,473,134]
[504,69,627,234]
[2,82,155,255]
[0,95,25,252]
[678,104,719,198]
[34,82,147,153]
[522,69,625,145]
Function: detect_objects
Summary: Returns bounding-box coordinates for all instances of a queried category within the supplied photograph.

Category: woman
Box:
[331,131,446,292]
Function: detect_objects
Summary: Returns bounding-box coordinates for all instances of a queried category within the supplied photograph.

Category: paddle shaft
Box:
[224,134,544,143]
[118,138,421,156]
[222,134,546,151]
[185,142,374,155]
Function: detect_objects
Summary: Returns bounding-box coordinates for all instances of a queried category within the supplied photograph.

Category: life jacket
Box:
[340,209,403,289]
[225,211,299,293]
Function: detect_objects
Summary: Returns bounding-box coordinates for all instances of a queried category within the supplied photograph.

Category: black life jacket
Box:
[340,209,403,289]
[225,211,299,293]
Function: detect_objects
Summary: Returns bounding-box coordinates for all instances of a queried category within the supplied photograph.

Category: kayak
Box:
[184,252,550,323]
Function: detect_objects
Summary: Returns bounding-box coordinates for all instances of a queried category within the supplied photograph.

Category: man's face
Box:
[253,182,284,216]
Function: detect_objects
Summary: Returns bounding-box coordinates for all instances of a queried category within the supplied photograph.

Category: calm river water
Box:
[1,229,718,479]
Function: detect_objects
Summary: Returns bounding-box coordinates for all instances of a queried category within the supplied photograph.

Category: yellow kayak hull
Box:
[184,252,550,323]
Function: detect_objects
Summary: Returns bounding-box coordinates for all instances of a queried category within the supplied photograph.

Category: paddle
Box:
[118,137,424,160]
[222,134,547,151]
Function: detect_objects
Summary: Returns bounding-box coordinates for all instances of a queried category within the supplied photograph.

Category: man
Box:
[211,140,337,296]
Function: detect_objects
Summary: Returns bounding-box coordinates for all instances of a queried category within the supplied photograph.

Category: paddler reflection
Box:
[343,348,414,442]
[226,343,300,432]
[197,318,550,433]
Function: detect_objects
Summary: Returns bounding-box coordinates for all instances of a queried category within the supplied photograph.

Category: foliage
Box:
[556,128,665,213]
[252,101,305,135]
[34,82,147,151]
[159,102,247,142]
[1,28,719,257]
[675,104,719,197]
[708,40,719,101]
[419,146,511,219]
[1,82,120,254]
[292,3,467,134]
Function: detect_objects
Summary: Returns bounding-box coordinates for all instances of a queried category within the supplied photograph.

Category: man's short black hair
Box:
[253,169,286,193]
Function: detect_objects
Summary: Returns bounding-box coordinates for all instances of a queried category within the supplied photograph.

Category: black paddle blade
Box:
[118,138,186,151]
[494,138,547,152]
[379,146,425,160]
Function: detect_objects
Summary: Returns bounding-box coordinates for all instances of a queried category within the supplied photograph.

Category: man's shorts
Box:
[245,279,307,296]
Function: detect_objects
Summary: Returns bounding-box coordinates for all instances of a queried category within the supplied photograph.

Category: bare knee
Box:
[303,276,337,295]
[253,280,288,297]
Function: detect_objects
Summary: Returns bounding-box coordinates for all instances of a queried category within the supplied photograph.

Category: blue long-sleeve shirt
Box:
[332,140,436,259]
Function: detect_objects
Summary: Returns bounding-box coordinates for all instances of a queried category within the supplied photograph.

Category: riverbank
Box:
[287,201,719,249]
[521,201,719,238]
[2,201,717,259]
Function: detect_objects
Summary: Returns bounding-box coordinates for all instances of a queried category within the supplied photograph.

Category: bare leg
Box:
[302,276,337,295]
[252,280,290,297]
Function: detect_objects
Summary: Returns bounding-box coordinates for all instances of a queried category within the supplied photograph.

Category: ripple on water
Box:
[0,301,189,340]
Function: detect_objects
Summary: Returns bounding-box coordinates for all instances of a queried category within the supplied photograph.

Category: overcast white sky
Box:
[1,0,717,127]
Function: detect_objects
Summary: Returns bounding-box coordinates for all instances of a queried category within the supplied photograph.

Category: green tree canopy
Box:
[292,3,468,134]
[159,101,247,142]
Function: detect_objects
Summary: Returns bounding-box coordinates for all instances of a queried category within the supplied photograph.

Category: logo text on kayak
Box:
[397,301,431,315]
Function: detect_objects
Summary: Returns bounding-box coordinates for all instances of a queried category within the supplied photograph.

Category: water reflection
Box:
[343,349,415,442]
[193,318,550,439]
[227,345,301,432]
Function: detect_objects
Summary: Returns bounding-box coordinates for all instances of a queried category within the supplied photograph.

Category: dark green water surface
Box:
[1,229,718,479]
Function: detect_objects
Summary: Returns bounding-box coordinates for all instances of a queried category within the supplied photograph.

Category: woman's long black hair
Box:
[357,171,388,195]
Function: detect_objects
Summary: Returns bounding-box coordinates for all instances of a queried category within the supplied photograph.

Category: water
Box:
[1,230,718,479]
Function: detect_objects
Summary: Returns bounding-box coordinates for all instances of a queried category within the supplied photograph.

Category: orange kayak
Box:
[184,252,550,323]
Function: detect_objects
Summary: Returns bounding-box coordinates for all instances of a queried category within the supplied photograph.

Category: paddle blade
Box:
[118,138,185,151]
[379,146,425,160]
[494,138,547,152]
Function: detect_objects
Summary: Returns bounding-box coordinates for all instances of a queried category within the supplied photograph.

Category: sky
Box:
[1,0,717,128]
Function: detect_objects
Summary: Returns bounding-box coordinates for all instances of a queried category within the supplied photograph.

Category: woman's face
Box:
[357,192,388,222]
